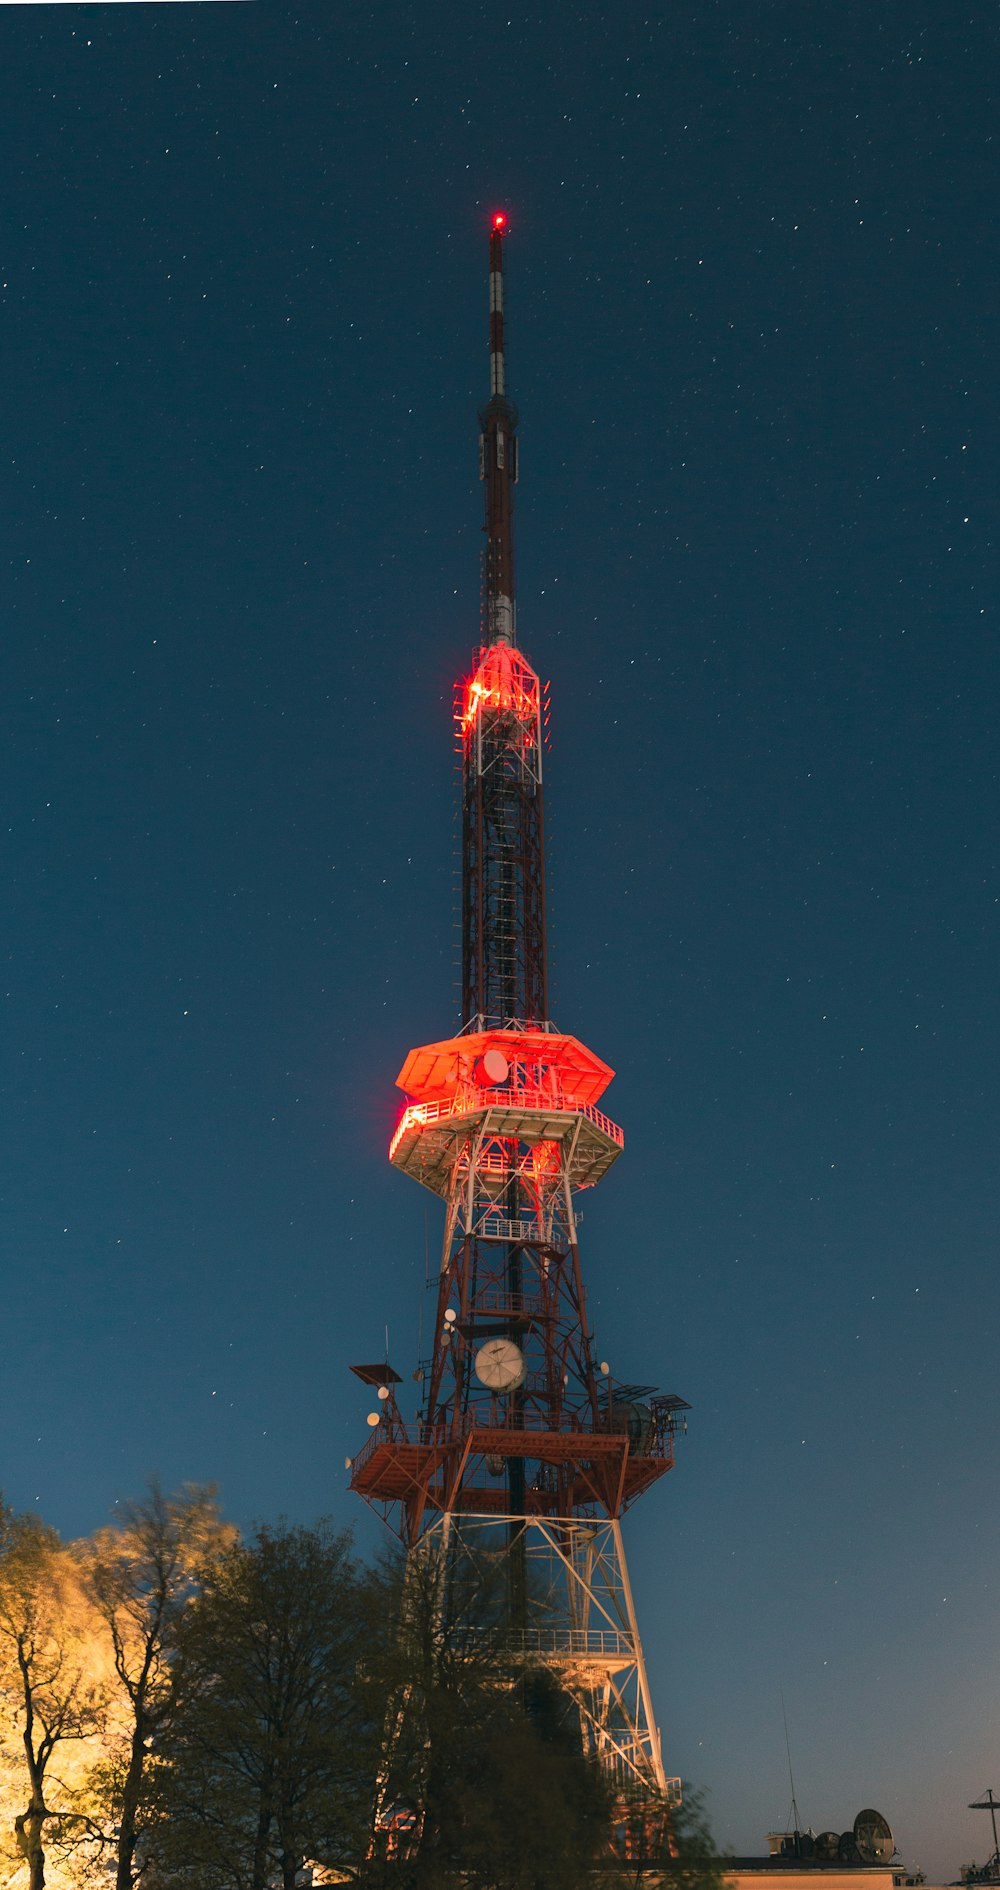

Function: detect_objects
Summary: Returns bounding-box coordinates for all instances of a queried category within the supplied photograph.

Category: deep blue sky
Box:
[1,2,997,1878]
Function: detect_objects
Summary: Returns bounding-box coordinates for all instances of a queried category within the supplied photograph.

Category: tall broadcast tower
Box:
[349,212,688,1821]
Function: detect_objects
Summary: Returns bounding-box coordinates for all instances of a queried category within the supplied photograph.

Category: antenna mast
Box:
[463,213,546,1029]
[969,1793,1000,1879]
[481,211,517,646]
[782,1691,803,1838]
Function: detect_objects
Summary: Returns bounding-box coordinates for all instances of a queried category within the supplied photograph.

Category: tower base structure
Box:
[350,1008,689,1843]
[414,1510,679,1801]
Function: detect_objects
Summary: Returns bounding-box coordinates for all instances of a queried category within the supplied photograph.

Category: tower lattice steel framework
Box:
[349,211,688,1824]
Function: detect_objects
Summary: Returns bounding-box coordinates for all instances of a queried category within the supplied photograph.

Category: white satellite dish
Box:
[474,1047,509,1087]
[474,1338,526,1391]
[366,1412,380,1428]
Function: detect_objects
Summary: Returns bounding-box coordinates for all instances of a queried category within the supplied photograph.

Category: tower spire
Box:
[463,212,545,1030]
[480,211,518,646]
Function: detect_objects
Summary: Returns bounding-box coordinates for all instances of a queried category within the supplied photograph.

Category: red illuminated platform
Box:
[389,1092,622,1196]
[396,1028,614,1106]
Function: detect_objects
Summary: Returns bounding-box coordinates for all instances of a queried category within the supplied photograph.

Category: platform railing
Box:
[474,1287,548,1318]
[509,1626,634,1658]
[349,1405,676,1479]
[390,1085,624,1161]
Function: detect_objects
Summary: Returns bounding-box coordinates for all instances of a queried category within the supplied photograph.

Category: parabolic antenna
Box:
[815,1833,840,1861]
[854,1810,894,1863]
[474,1338,526,1392]
[838,1834,862,1864]
[474,1047,509,1086]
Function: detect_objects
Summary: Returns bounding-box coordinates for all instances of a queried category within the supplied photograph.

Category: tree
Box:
[0,1504,109,1890]
[363,1543,612,1890]
[442,1666,614,1890]
[84,1481,232,1890]
[614,1782,729,1890]
[148,1519,376,1890]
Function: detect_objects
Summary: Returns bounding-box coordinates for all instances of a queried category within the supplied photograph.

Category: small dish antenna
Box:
[377,1385,390,1401]
[474,1047,509,1087]
[366,1412,381,1428]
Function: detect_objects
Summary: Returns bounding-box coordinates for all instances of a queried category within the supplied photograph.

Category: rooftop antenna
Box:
[781,1691,803,1839]
[969,1792,1000,1876]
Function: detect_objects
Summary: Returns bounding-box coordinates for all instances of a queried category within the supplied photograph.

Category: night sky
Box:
[2,2,997,1878]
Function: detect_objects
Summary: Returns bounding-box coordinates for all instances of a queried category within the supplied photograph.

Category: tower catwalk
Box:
[349,212,688,1833]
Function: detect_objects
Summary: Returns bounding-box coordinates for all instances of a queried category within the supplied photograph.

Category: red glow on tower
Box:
[459,641,540,733]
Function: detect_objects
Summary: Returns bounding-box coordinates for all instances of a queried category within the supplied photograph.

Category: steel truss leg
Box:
[394,1511,677,1803]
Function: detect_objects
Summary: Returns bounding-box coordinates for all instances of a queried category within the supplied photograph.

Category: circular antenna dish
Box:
[599,1361,610,1375]
[377,1385,390,1401]
[344,1457,353,1471]
[366,1412,380,1428]
[854,1811,893,1863]
[838,1834,862,1865]
[444,1308,457,1324]
[475,1047,509,1087]
[815,1833,840,1861]
[474,1338,526,1392]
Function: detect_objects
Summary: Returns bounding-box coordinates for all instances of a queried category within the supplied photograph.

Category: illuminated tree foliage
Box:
[83,1481,233,1890]
[0,1505,109,1890]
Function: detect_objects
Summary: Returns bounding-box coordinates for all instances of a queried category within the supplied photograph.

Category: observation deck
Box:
[388,1025,624,1197]
[389,1086,622,1195]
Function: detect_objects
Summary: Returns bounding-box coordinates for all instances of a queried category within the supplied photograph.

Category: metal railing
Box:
[509,1627,634,1658]
[350,1405,676,1477]
[475,1217,545,1245]
[390,1086,623,1162]
[474,1287,548,1317]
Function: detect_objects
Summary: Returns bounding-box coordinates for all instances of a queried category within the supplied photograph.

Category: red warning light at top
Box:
[492,212,507,231]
